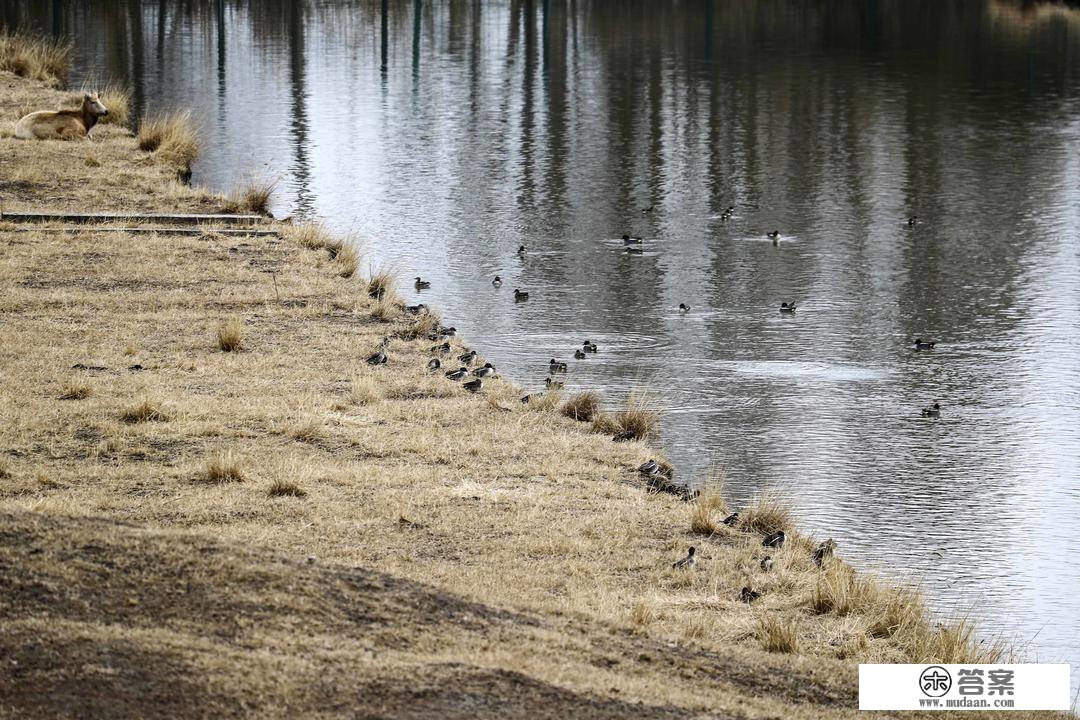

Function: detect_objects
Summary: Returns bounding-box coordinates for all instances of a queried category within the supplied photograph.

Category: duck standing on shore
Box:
[638,459,660,476]
[722,512,740,526]
[463,378,483,393]
[472,362,496,378]
[763,530,786,549]
[426,358,441,371]
[458,349,477,365]
[672,546,695,569]
[760,556,773,572]
[740,586,761,603]
[445,367,469,381]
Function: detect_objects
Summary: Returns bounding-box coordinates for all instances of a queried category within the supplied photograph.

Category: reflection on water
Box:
[4,0,1080,678]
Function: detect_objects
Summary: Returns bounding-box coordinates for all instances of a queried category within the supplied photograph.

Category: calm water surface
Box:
[5,0,1079,680]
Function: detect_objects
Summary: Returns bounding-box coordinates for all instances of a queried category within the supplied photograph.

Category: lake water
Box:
[5,0,1079,682]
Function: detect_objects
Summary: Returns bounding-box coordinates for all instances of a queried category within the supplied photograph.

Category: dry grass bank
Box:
[0,60,1065,719]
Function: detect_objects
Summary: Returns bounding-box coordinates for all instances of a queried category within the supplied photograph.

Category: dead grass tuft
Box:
[366,267,396,300]
[396,310,439,339]
[216,318,244,352]
[758,614,800,654]
[0,459,10,479]
[595,392,658,439]
[222,177,277,215]
[0,30,70,84]
[268,479,307,498]
[689,490,727,535]
[560,391,600,422]
[370,296,400,322]
[287,415,323,442]
[137,110,199,173]
[916,618,1005,664]
[348,376,382,406]
[93,84,130,126]
[120,399,170,424]
[334,243,359,279]
[289,222,334,251]
[739,492,794,535]
[203,450,244,483]
[629,600,657,628]
[58,381,92,400]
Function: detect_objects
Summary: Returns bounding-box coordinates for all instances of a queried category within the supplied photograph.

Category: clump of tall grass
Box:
[0,459,11,479]
[348,376,382,406]
[222,177,276,215]
[592,391,658,440]
[739,492,794,535]
[395,310,440,339]
[689,490,728,535]
[560,391,600,422]
[366,267,396,300]
[137,111,199,173]
[203,450,244,483]
[58,381,92,400]
[334,243,359,279]
[268,479,307,498]
[98,84,130,126]
[289,222,334,251]
[629,600,657,628]
[0,31,70,84]
[120,399,169,424]
[216,318,244,352]
[758,615,800,654]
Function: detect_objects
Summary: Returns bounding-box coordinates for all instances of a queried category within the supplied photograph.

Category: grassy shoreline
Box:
[0,35,1063,719]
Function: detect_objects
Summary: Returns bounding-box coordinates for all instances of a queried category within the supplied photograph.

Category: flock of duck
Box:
[395,212,944,413]
[667,514,839,603]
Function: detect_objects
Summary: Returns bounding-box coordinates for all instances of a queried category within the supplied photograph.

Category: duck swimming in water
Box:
[574,349,586,360]
[641,205,655,215]
[514,289,529,302]
[907,216,919,226]
[414,277,431,290]
[404,304,428,315]
[672,546,695,569]
[582,340,598,353]
[913,338,936,350]
[492,275,502,287]
[767,230,781,241]
[517,245,527,256]
[626,245,644,254]
[679,303,690,313]
[921,402,941,418]
[545,377,565,389]
[549,359,568,373]
[779,302,797,314]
